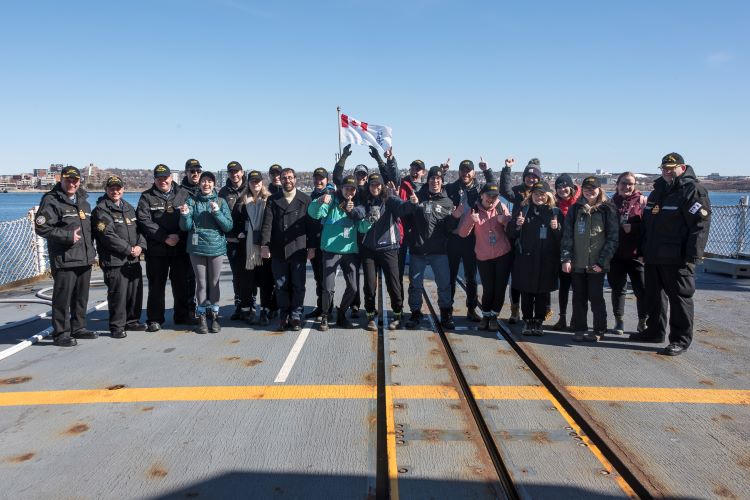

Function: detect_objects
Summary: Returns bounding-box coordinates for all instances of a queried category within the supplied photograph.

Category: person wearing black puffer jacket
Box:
[500,157,543,324]
[218,161,247,320]
[400,166,462,330]
[35,166,97,347]
[445,158,495,322]
[92,175,147,338]
[632,153,711,356]
[353,171,406,331]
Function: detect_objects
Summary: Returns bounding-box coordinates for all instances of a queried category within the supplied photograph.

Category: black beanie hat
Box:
[523,158,543,181]
[427,166,443,181]
[199,171,216,184]
[555,173,575,189]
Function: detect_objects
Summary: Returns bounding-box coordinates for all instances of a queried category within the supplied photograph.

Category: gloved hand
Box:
[369,145,383,162]
[341,144,352,159]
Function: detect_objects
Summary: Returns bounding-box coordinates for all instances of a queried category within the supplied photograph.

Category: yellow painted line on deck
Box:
[385,385,399,500]
[567,386,750,405]
[1,385,749,407]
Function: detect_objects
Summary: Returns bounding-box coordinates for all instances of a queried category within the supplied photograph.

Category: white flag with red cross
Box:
[339,113,393,153]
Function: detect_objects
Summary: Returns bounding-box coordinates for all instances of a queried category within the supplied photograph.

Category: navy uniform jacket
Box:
[136,182,191,257]
[92,196,147,268]
[642,166,711,266]
[34,184,95,270]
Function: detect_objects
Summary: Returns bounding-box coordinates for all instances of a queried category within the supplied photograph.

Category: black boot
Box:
[405,311,422,329]
[208,309,221,333]
[388,312,402,331]
[319,314,329,331]
[196,313,208,334]
[366,312,377,332]
[336,307,354,329]
[440,308,455,330]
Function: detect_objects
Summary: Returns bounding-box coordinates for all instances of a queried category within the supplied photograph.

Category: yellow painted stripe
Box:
[1,385,749,407]
[547,394,638,498]
[567,386,750,405]
[0,385,375,406]
[471,385,552,400]
[385,385,399,500]
[392,385,460,399]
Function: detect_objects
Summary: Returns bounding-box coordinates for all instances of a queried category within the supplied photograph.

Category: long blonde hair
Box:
[240,183,270,205]
[521,190,556,208]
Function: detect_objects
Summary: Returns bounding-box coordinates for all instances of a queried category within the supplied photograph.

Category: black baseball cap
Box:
[459,160,475,172]
[269,164,282,175]
[368,173,383,185]
[313,167,329,179]
[480,182,499,195]
[227,161,242,172]
[660,152,685,168]
[531,180,553,193]
[105,175,124,188]
[185,159,202,170]
[248,170,262,182]
[60,166,81,179]
[581,176,601,189]
[154,164,171,177]
[342,175,357,188]
[410,159,426,170]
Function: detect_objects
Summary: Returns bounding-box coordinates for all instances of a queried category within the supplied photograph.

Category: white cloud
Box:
[707,51,733,66]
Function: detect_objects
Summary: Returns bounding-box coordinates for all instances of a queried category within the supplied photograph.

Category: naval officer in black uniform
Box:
[136,164,194,331]
[35,166,97,346]
[633,153,711,355]
[92,175,147,338]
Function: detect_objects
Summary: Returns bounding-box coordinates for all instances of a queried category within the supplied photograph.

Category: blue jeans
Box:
[271,254,307,320]
[408,253,452,312]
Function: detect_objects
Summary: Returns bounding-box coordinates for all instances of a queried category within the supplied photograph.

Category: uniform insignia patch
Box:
[97,221,106,232]
[35,215,46,225]
[688,202,702,214]
[652,205,661,214]
[700,208,708,217]
[79,210,86,220]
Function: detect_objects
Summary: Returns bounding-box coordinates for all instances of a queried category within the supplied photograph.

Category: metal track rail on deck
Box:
[455,277,652,499]
[420,287,520,499]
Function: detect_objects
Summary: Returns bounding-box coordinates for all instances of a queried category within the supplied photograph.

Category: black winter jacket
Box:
[641,166,711,265]
[446,169,495,241]
[353,195,407,252]
[218,179,247,241]
[400,186,458,255]
[92,196,147,268]
[499,166,530,207]
[180,176,200,197]
[261,189,314,260]
[35,184,96,270]
[136,183,192,256]
[506,203,561,293]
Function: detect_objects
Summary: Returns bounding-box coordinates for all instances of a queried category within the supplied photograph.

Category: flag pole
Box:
[336,106,342,160]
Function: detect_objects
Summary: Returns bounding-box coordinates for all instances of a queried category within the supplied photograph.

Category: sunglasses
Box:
[189,169,202,174]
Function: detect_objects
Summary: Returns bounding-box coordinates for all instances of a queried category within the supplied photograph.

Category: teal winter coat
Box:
[179,190,233,257]
[307,195,359,254]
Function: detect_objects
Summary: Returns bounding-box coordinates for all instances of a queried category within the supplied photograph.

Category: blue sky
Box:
[0,0,747,176]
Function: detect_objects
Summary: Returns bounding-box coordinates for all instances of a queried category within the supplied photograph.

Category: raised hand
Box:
[505,157,515,169]
[385,181,397,197]
[478,156,488,171]
[368,145,382,161]
[384,148,393,161]
[341,144,352,159]
[471,209,480,223]
[516,214,525,226]
[452,203,465,218]
[440,157,451,172]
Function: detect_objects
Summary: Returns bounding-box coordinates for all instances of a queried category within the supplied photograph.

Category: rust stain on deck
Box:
[0,376,32,385]
[149,464,168,478]
[243,359,263,367]
[63,423,89,435]
[6,452,35,463]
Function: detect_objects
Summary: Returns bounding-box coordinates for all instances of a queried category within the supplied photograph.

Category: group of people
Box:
[35,151,711,356]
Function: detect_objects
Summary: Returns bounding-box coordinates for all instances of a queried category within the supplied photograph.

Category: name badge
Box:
[489,232,496,246]
[424,203,433,214]
[192,233,199,246]
[539,225,548,239]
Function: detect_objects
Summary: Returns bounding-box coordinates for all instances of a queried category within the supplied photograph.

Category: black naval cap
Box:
[313,167,329,179]
[247,170,263,182]
[660,152,685,168]
[154,164,171,177]
[581,176,601,189]
[410,159,426,170]
[106,175,124,188]
[459,160,475,172]
[342,175,357,188]
[185,159,202,170]
[227,161,242,171]
[61,165,81,179]
[480,182,500,195]
[269,164,282,175]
